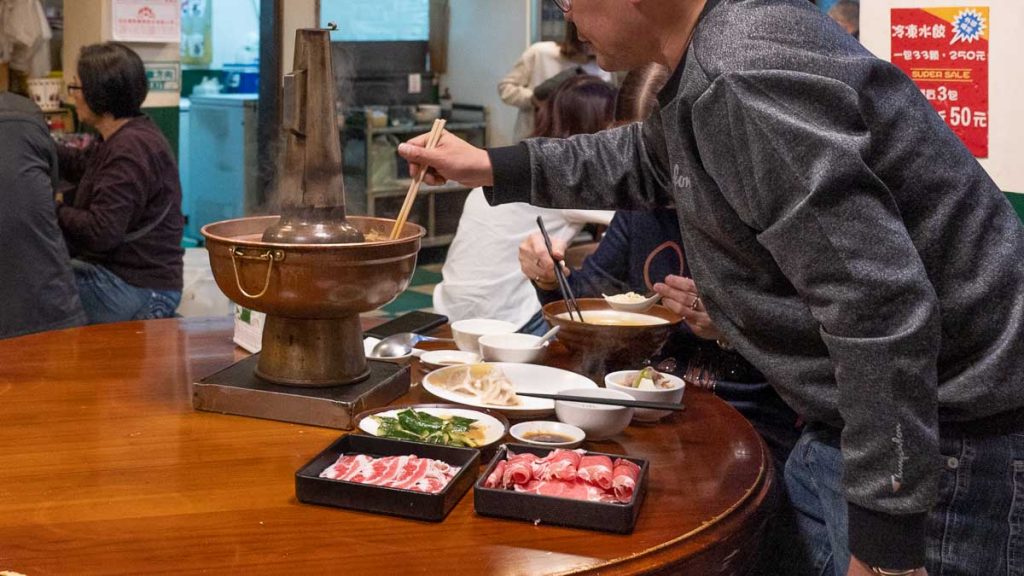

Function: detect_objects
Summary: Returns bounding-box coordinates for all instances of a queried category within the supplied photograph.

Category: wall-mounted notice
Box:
[113,0,182,44]
[891,7,990,157]
[145,62,181,92]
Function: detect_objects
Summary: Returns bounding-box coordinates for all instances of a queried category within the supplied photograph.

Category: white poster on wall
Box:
[112,0,181,43]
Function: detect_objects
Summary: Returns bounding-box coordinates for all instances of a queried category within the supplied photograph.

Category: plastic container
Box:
[296,435,480,522]
[223,63,259,94]
[27,78,62,111]
[474,444,649,533]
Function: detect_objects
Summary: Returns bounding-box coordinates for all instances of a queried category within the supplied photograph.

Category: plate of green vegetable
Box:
[354,404,509,449]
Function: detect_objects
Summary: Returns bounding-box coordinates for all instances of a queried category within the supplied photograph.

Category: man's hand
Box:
[397,131,494,188]
[519,233,568,288]
[653,275,723,341]
[848,556,927,576]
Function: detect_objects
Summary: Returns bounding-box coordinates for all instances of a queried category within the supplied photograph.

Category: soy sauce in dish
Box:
[523,431,575,443]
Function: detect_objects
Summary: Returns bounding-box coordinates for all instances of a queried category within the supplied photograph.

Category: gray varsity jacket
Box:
[485,0,1024,567]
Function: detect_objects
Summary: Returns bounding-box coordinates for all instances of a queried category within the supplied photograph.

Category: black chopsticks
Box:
[535,216,584,323]
[515,391,685,411]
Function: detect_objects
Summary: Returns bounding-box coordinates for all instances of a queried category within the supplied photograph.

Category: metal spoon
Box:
[370,332,454,358]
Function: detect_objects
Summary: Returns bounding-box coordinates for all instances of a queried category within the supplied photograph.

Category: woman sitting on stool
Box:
[58,42,184,323]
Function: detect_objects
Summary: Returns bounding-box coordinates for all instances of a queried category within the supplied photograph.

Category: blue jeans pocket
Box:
[132,290,181,320]
[928,434,1024,576]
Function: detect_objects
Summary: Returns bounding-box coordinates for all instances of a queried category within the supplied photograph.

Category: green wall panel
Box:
[145,106,180,162]
[1007,192,1024,223]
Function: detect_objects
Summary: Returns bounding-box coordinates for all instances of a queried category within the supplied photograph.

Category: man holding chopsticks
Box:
[398,1,1024,575]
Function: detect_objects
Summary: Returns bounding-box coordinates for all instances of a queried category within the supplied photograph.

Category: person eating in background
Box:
[58,42,185,324]
[0,91,86,339]
[434,74,615,330]
[398,1,1024,575]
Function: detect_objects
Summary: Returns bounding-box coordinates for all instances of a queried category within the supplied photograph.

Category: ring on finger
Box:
[690,296,702,311]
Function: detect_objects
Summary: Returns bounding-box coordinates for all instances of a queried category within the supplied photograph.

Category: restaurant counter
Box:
[0,317,774,575]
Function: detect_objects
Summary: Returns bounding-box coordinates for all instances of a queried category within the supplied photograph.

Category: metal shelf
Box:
[348,121,486,136]
[342,111,486,248]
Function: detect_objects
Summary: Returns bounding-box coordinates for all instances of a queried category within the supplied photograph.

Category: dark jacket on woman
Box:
[0,93,86,339]
[57,116,184,291]
[534,209,799,463]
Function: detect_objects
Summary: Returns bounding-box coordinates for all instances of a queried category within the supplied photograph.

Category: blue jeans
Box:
[72,259,181,324]
[773,425,1024,576]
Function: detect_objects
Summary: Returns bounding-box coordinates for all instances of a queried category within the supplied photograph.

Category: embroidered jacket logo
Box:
[672,164,691,190]
[890,424,910,493]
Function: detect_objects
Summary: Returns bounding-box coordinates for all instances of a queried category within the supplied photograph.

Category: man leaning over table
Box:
[398,0,1024,575]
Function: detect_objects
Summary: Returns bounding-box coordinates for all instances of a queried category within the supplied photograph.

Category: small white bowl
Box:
[602,292,662,313]
[419,350,481,371]
[450,319,518,353]
[606,370,685,422]
[478,333,547,363]
[415,104,441,123]
[554,387,634,441]
[509,421,585,448]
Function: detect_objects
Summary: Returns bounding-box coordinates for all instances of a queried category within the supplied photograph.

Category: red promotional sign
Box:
[891,7,989,157]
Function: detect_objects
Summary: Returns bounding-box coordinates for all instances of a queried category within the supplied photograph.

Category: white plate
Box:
[419,350,481,370]
[357,406,507,447]
[421,362,597,418]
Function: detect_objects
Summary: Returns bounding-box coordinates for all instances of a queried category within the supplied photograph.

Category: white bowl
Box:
[414,104,441,123]
[602,292,662,313]
[478,333,547,363]
[554,387,634,441]
[450,319,517,353]
[606,370,685,422]
[509,421,585,448]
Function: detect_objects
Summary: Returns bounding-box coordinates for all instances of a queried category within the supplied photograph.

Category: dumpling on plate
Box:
[432,364,520,406]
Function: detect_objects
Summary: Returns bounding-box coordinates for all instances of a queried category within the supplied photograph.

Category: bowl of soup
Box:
[542,298,682,375]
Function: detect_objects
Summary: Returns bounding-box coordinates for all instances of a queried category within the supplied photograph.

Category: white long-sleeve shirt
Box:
[433,188,612,327]
[497,41,611,142]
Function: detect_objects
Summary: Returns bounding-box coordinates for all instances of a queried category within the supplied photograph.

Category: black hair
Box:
[77,42,148,119]
[532,74,616,139]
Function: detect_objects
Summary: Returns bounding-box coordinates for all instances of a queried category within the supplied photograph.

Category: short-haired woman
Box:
[58,42,184,323]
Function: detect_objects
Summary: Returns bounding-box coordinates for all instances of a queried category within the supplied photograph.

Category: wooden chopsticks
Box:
[535,216,585,323]
[390,118,447,240]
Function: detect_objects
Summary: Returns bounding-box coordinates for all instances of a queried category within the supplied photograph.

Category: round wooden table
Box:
[0,318,774,575]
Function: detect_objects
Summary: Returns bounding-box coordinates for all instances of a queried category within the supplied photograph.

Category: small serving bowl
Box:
[478,333,548,363]
[542,299,681,374]
[554,387,634,441]
[606,370,686,422]
[450,319,518,353]
[415,104,441,123]
[603,292,662,313]
[509,421,585,448]
[419,350,481,372]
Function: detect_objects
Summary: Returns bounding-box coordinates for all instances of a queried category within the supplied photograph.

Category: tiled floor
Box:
[363,263,443,320]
